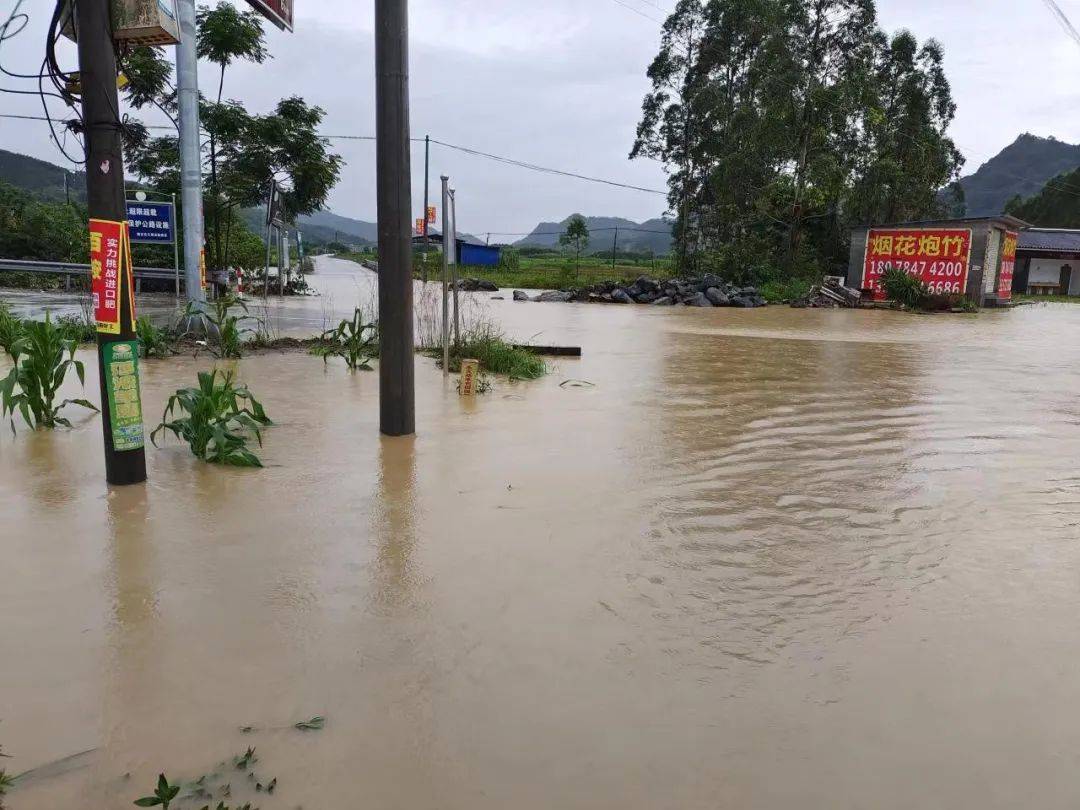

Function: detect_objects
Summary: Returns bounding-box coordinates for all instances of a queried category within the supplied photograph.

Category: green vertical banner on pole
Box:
[103,341,145,452]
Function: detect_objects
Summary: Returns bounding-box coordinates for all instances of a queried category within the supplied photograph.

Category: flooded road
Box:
[3,257,1080,808]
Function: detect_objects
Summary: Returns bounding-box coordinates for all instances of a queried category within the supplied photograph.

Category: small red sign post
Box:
[862,228,973,301]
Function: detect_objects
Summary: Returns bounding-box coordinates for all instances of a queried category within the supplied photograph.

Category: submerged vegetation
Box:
[0,312,97,432]
[312,307,378,370]
[438,325,547,381]
[151,369,271,467]
[136,315,177,358]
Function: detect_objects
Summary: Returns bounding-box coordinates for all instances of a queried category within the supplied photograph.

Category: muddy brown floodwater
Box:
[4,256,1080,808]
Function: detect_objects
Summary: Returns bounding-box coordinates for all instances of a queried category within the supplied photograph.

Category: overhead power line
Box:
[1040,0,1080,49]
[428,138,668,196]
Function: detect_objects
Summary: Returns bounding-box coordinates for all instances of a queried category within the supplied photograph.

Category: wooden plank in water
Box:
[512,344,582,357]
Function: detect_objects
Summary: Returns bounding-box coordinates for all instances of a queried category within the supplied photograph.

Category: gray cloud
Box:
[3,0,1080,234]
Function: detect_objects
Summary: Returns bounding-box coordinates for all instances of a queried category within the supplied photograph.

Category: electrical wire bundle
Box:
[0,0,85,164]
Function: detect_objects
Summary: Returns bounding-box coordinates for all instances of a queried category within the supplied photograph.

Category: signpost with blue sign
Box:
[127,193,180,295]
[127,200,175,244]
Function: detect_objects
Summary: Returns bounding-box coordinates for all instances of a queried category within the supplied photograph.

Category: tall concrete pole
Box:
[75,0,147,485]
[421,134,430,282]
[375,0,415,436]
[176,0,205,307]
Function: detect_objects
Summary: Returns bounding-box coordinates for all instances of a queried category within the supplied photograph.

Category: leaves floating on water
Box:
[293,716,325,731]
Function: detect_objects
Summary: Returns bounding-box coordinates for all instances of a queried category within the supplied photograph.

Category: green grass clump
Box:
[438,326,546,381]
[151,369,271,467]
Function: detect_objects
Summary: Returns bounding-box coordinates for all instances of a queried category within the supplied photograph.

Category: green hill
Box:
[958,134,1080,216]
[0,149,86,204]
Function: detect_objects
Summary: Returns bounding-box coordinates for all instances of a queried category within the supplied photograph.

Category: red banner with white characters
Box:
[999,231,1018,299]
[90,219,122,334]
[862,228,972,301]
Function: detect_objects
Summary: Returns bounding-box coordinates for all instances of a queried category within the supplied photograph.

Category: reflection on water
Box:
[4,259,1080,808]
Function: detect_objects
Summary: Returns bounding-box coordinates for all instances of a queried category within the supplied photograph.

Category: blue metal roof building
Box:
[457,241,500,267]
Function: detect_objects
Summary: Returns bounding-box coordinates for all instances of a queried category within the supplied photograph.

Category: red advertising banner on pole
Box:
[90,219,124,335]
[862,228,973,301]
[245,0,293,31]
[426,205,436,224]
[415,218,425,235]
[999,231,1018,299]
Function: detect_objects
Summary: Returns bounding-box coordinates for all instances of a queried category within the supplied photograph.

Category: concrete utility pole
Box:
[440,174,450,376]
[375,0,415,436]
[422,134,430,282]
[176,0,205,308]
[612,226,618,271]
[74,0,147,485]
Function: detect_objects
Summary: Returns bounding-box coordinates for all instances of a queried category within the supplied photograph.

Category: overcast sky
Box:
[3,0,1080,235]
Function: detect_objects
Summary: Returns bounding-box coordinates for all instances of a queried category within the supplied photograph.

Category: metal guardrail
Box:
[0,258,181,289]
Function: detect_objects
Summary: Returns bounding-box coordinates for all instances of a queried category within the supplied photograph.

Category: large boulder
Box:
[704,286,729,306]
[701,273,724,290]
[635,276,660,294]
[651,296,675,306]
[512,289,531,302]
[684,291,713,307]
[476,279,499,292]
[536,290,575,303]
[611,288,635,304]
[635,290,661,304]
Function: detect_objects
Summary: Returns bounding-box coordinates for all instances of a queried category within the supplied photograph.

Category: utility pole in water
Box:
[176,0,205,309]
[74,0,147,486]
[611,226,618,271]
[421,134,430,282]
[375,0,415,436]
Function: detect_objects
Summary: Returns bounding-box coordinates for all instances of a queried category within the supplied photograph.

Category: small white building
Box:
[1016,229,1080,296]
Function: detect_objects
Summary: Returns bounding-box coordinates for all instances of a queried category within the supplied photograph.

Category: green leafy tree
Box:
[120,5,341,276]
[559,215,590,274]
[1006,166,1080,227]
[0,182,88,262]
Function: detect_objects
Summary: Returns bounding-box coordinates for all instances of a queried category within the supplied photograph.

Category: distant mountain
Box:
[516,214,673,255]
[958,134,1080,216]
[0,149,86,203]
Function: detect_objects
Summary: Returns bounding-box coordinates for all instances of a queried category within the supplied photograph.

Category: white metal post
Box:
[172,192,180,296]
[175,0,205,309]
[440,175,450,377]
[449,187,459,350]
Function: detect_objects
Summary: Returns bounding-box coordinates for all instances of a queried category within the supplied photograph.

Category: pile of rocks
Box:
[453,278,500,292]
[513,274,767,308]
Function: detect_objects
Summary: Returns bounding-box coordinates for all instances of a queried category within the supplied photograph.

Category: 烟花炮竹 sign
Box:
[862,228,973,302]
[998,231,1018,299]
[126,200,174,244]
[90,219,136,335]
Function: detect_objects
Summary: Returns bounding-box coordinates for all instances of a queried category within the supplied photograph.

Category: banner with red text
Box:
[90,219,124,335]
[998,231,1018,299]
[862,228,972,301]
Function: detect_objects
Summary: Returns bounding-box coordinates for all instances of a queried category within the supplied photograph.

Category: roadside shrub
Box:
[151,369,271,467]
[0,313,97,431]
[498,247,520,272]
[54,313,95,344]
[880,266,929,309]
[312,307,377,370]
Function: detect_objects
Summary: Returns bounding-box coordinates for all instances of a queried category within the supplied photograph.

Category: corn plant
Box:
[134,774,180,809]
[0,303,23,356]
[183,295,256,359]
[0,744,11,810]
[136,315,174,358]
[0,313,98,432]
[151,369,271,467]
[312,307,377,370]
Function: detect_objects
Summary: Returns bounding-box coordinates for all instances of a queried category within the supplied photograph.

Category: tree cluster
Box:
[632,0,965,281]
